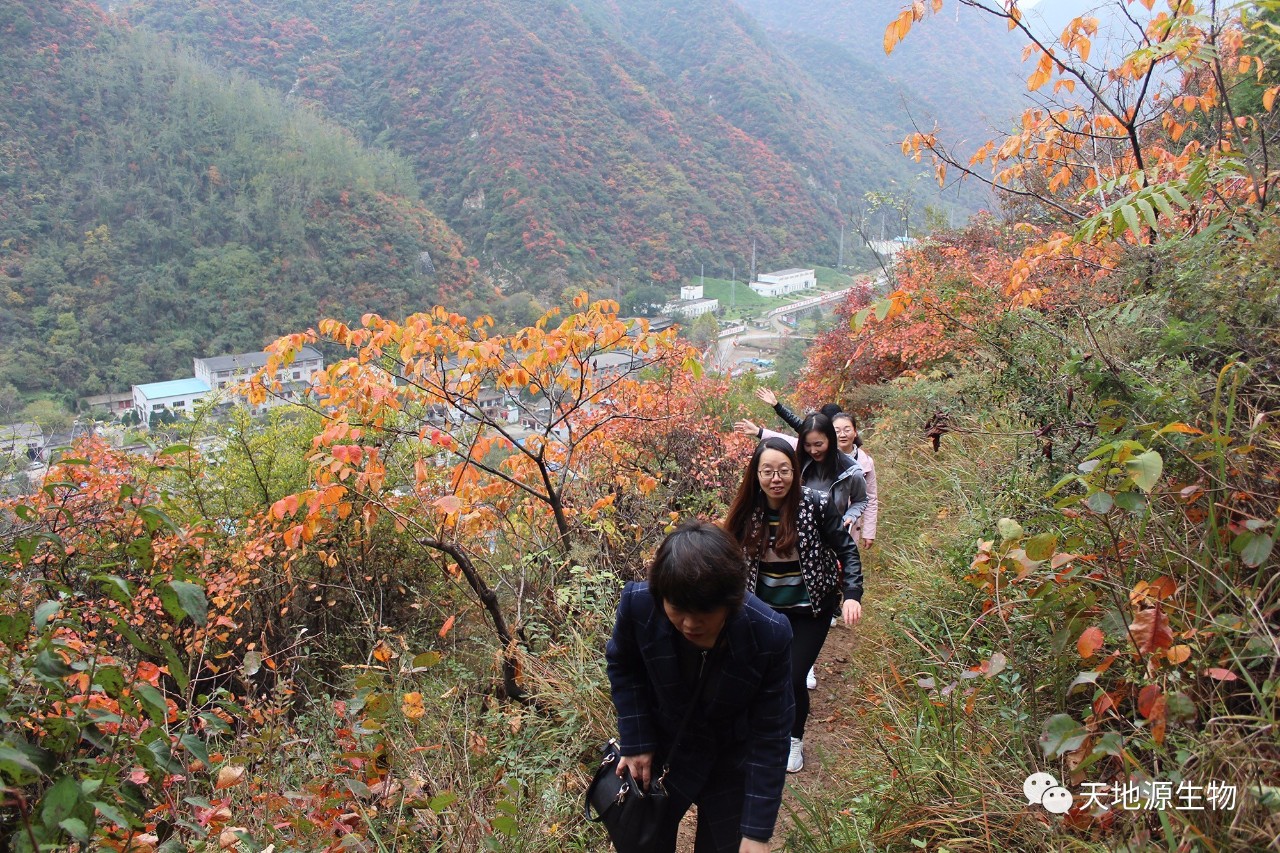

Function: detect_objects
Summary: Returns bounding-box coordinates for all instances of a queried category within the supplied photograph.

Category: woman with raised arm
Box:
[721,438,863,774]
[734,404,868,534]
[606,520,794,852]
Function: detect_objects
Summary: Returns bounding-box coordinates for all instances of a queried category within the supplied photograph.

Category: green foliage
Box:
[0,7,473,400]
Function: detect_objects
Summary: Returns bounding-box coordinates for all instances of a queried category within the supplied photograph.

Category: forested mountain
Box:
[736,1,1029,158]
[0,1,473,401]
[123,0,1003,288]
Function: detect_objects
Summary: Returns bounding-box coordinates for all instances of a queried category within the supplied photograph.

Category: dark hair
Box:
[649,520,747,613]
[832,411,863,448]
[723,437,800,556]
[819,403,843,420]
[798,413,840,482]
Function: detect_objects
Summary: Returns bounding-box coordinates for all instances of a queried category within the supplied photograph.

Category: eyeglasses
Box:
[758,468,793,480]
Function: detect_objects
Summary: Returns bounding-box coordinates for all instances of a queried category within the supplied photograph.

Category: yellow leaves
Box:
[372,640,394,663]
[968,140,995,167]
[1027,52,1056,91]
[401,691,426,720]
[884,8,917,55]
[1264,86,1279,113]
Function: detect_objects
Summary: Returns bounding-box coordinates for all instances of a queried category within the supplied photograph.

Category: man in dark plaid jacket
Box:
[606,520,794,852]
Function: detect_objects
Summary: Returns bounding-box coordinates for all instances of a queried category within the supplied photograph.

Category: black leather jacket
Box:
[765,401,868,527]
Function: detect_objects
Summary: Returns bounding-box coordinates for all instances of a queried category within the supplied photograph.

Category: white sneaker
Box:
[830,614,839,627]
[805,666,817,690]
[787,737,804,773]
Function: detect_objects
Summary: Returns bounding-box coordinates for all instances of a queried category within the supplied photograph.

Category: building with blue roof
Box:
[131,377,212,419]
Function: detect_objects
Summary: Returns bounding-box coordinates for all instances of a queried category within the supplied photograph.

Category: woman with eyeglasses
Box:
[739,388,875,548]
[721,438,863,774]
[830,412,877,551]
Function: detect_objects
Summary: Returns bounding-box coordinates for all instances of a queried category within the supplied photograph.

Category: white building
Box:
[195,346,324,392]
[749,268,816,298]
[869,236,918,263]
[680,284,704,300]
[662,297,719,318]
[132,378,212,418]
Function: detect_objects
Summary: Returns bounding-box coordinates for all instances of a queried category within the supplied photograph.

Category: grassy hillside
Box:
[123,0,988,291]
[0,0,474,402]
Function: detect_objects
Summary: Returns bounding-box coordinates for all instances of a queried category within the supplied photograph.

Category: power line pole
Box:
[838,216,845,271]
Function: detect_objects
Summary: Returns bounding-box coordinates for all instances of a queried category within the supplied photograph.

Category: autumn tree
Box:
[251,296,700,696]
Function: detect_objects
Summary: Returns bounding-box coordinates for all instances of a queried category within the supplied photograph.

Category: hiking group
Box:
[603,389,880,852]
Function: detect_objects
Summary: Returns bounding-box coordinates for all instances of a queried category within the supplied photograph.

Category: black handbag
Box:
[583,738,670,853]
[584,636,721,852]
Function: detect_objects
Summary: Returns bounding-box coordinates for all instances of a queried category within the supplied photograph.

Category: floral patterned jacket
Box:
[742,491,863,614]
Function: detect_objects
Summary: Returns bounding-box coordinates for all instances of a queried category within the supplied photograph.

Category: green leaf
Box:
[851,307,872,331]
[134,683,170,726]
[180,734,210,767]
[1135,196,1158,230]
[91,799,134,830]
[161,640,190,694]
[137,505,178,534]
[1092,731,1124,756]
[0,744,47,779]
[160,581,208,626]
[96,575,133,606]
[1068,671,1099,694]
[1113,491,1147,514]
[41,775,80,829]
[1150,191,1178,220]
[996,518,1023,541]
[1025,532,1057,562]
[93,665,125,699]
[1039,713,1088,759]
[1044,472,1078,498]
[0,612,32,646]
[408,651,442,672]
[1085,491,1114,514]
[490,815,518,837]
[34,601,60,633]
[59,817,90,842]
[1165,691,1196,723]
[35,649,74,680]
[874,298,892,321]
[1240,533,1274,568]
[158,444,194,457]
[1119,203,1142,239]
[198,712,233,736]
[1125,450,1163,492]
[428,792,458,812]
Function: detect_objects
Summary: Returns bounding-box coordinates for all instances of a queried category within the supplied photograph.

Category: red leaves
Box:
[1128,603,1173,655]
[1077,626,1105,659]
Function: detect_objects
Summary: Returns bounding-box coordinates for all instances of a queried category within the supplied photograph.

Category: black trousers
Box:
[651,760,748,852]
[784,592,839,739]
